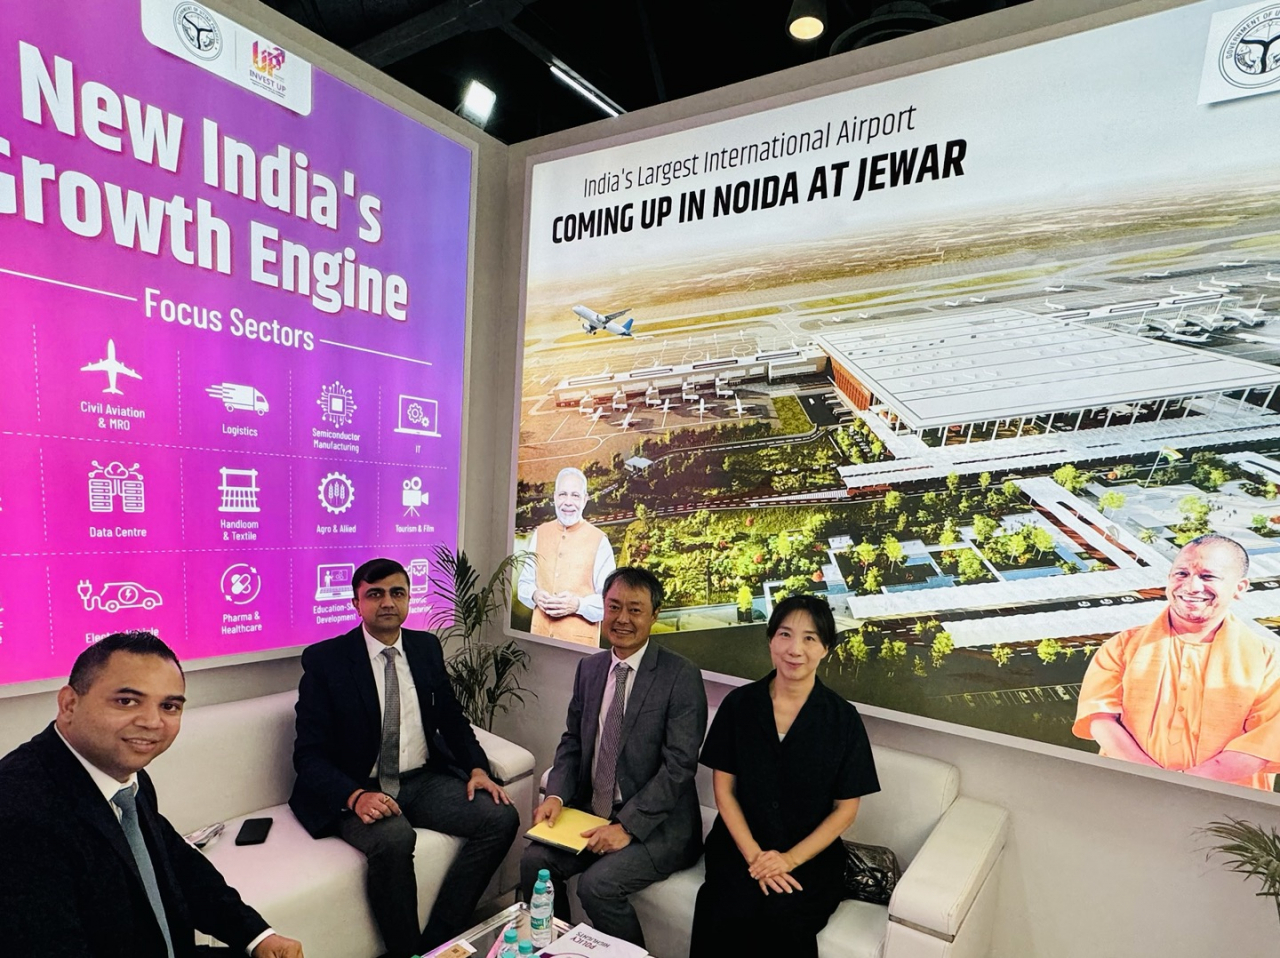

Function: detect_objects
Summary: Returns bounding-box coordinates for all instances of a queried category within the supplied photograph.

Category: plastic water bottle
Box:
[498,927,519,958]
[518,940,535,957]
[530,879,553,948]
[537,868,555,920]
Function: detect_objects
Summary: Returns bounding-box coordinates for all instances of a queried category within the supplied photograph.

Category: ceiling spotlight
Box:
[458,79,496,127]
[787,0,826,40]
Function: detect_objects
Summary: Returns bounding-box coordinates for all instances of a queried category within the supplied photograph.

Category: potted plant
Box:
[1203,817,1280,924]
[427,544,534,731]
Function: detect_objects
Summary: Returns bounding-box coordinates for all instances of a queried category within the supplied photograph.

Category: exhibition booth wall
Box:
[1,0,1277,955]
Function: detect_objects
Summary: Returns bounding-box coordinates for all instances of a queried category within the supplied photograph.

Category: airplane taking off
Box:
[574,304,635,337]
[81,340,141,395]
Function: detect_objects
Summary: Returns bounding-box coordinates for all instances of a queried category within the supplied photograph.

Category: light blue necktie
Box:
[112,785,176,958]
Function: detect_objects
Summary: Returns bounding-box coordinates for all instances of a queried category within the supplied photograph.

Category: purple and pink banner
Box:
[0,0,472,685]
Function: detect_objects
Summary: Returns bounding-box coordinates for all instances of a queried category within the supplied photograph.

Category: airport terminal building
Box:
[814,308,1280,443]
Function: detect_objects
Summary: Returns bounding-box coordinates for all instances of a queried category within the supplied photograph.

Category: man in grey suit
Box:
[520,566,707,947]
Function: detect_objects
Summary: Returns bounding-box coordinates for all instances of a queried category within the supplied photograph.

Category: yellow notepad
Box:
[526,807,612,854]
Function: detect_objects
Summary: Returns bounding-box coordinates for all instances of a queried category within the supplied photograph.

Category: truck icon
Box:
[206,383,269,415]
[77,580,163,613]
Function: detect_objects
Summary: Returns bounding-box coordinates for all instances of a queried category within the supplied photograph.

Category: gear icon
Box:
[318,472,355,514]
[407,403,425,424]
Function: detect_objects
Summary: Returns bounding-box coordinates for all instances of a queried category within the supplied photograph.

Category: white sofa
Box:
[542,742,1008,958]
[147,690,535,958]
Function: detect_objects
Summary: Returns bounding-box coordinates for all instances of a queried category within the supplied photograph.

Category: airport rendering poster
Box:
[513,0,1280,793]
[0,0,471,686]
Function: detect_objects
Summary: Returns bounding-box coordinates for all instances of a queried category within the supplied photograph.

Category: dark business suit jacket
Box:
[0,724,269,958]
[547,643,708,874]
[289,626,492,837]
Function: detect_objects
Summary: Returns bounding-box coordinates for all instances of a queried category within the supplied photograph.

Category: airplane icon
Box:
[81,340,141,395]
[574,305,635,337]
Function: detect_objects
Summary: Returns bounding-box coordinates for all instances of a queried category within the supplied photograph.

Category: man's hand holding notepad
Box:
[526,807,612,854]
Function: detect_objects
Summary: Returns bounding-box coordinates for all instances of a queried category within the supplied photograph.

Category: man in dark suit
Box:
[290,557,519,958]
[0,631,303,958]
[520,566,708,947]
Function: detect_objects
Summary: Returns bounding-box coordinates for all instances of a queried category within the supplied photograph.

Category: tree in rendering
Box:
[1098,490,1126,516]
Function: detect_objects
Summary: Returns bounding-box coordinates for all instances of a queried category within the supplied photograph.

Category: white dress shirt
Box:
[363,626,430,777]
[53,726,274,955]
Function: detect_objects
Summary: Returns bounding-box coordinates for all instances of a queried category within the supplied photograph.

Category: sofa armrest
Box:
[888,796,1009,941]
[473,726,535,785]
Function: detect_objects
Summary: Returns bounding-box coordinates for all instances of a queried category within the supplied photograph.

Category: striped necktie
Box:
[591,662,631,819]
[379,647,401,798]
[112,785,175,958]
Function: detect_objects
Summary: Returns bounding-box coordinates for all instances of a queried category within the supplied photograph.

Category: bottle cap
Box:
[504,928,518,943]
[518,943,534,955]
[537,868,551,882]
[534,880,547,894]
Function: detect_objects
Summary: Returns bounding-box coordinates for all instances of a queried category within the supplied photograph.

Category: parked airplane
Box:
[1210,275,1242,288]
[733,395,751,418]
[613,409,636,429]
[574,304,635,337]
[589,406,606,424]
[81,340,141,395]
[695,396,712,422]
[1220,259,1249,267]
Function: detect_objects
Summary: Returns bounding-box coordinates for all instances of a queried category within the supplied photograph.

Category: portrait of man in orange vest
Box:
[517,467,617,646]
[1073,534,1280,791]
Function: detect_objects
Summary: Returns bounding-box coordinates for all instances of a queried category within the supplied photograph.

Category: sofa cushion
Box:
[201,803,463,958]
[845,747,958,866]
[149,691,299,834]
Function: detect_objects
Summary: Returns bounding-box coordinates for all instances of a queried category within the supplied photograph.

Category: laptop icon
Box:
[395,394,441,437]
[315,563,354,602]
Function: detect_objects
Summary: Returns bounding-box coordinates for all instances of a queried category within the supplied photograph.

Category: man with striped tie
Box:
[289,558,519,958]
[0,631,302,957]
[521,566,707,947]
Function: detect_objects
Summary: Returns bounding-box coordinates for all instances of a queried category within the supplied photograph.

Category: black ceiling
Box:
[259,0,1030,144]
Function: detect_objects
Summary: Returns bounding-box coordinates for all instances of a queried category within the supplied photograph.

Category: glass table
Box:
[422,901,573,958]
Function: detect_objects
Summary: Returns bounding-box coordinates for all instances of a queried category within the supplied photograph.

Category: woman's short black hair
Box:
[765,594,836,650]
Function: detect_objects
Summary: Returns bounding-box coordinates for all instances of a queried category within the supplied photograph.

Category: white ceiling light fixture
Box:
[550,63,623,118]
[459,79,496,126]
[787,0,827,40]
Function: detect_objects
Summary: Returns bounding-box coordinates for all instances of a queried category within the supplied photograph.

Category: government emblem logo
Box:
[1219,3,1280,90]
[173,2,223,60]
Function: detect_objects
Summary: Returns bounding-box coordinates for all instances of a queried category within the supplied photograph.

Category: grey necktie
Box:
[111,785,175,958]
[591,662,631,819]
[379,647,401,799]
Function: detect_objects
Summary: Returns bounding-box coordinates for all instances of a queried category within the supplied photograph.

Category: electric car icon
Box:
[77,580,164,613]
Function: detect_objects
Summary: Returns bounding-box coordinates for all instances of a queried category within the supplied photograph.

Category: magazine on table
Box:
[536,923,648,958]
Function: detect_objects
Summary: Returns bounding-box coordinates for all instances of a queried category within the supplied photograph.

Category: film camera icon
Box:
[402,477,429,516]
